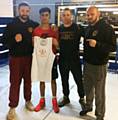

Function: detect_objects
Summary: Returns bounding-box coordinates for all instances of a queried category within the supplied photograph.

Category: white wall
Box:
[0,0,13,17]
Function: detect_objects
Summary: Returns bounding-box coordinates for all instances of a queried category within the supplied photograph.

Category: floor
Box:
[0,65,118,120]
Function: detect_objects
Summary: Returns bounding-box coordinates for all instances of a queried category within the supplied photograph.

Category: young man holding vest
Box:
[32,7,59,113]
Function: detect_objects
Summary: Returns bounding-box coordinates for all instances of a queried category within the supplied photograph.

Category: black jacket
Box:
[59,23,84,61]
[2,17,38,57]
[84,19,116,65]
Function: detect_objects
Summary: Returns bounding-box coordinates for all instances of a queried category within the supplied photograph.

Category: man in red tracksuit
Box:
[2,2,38,120]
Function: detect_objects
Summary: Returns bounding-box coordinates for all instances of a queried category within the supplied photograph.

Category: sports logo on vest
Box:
[38,49,47,57]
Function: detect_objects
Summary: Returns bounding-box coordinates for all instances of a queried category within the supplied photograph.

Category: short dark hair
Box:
[18,2,30,9]
[39,7,51,14]
[64,8,72,14]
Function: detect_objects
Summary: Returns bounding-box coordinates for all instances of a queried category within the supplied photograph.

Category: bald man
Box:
[79,6,116,120]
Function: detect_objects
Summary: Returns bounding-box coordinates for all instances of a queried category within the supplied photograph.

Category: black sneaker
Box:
[79,108,92,116]
[58,96,70,107]
[96,117,104,120]
[79,98,86,110]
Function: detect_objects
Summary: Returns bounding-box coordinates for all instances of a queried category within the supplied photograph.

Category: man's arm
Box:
[96,25,116,53]
[87,25,116,53]
[51,24,59,50]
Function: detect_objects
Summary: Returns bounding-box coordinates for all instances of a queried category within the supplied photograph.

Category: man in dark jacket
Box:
[2,2,38,120]
[79,6,116,120]
[58,8,85,110]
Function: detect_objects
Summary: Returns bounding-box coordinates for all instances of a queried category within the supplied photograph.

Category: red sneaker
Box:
[52,98,59,113]
[34,98,45,112]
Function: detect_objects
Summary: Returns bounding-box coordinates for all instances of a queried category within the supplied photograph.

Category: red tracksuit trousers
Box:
[9,56,32,108]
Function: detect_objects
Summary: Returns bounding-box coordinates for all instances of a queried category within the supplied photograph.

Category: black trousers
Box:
[59,58,85,98]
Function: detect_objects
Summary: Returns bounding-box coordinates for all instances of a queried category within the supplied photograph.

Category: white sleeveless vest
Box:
[31,36,55,82]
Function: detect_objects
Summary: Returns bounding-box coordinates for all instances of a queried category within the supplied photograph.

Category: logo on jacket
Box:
[28,27,33,33]
[92,30,98,37]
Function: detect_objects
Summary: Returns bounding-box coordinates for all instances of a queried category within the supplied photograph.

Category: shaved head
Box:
[86,6,100,25]
[87,6,99,13]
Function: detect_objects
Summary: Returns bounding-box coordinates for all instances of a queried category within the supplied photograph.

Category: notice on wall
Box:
[0,0,13,17]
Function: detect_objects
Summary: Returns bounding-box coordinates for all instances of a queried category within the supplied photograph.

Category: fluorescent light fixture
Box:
[0,25,7,27]
[78,11,86,13]
[0,33,3,36]
[99,8,118,12]
[0,49,9,54]
[0,43,3,46]
[115,31,118,35]
[113,12,118,14]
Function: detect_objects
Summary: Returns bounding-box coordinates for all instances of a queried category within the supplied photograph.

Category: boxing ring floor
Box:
[0,65,118,120]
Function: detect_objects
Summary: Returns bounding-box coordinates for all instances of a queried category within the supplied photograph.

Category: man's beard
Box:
[20,15,29,21]
[88,17,98,25]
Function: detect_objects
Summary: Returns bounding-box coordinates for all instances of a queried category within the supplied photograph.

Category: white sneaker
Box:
[7,108,16,120]
[25,101,34,111]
